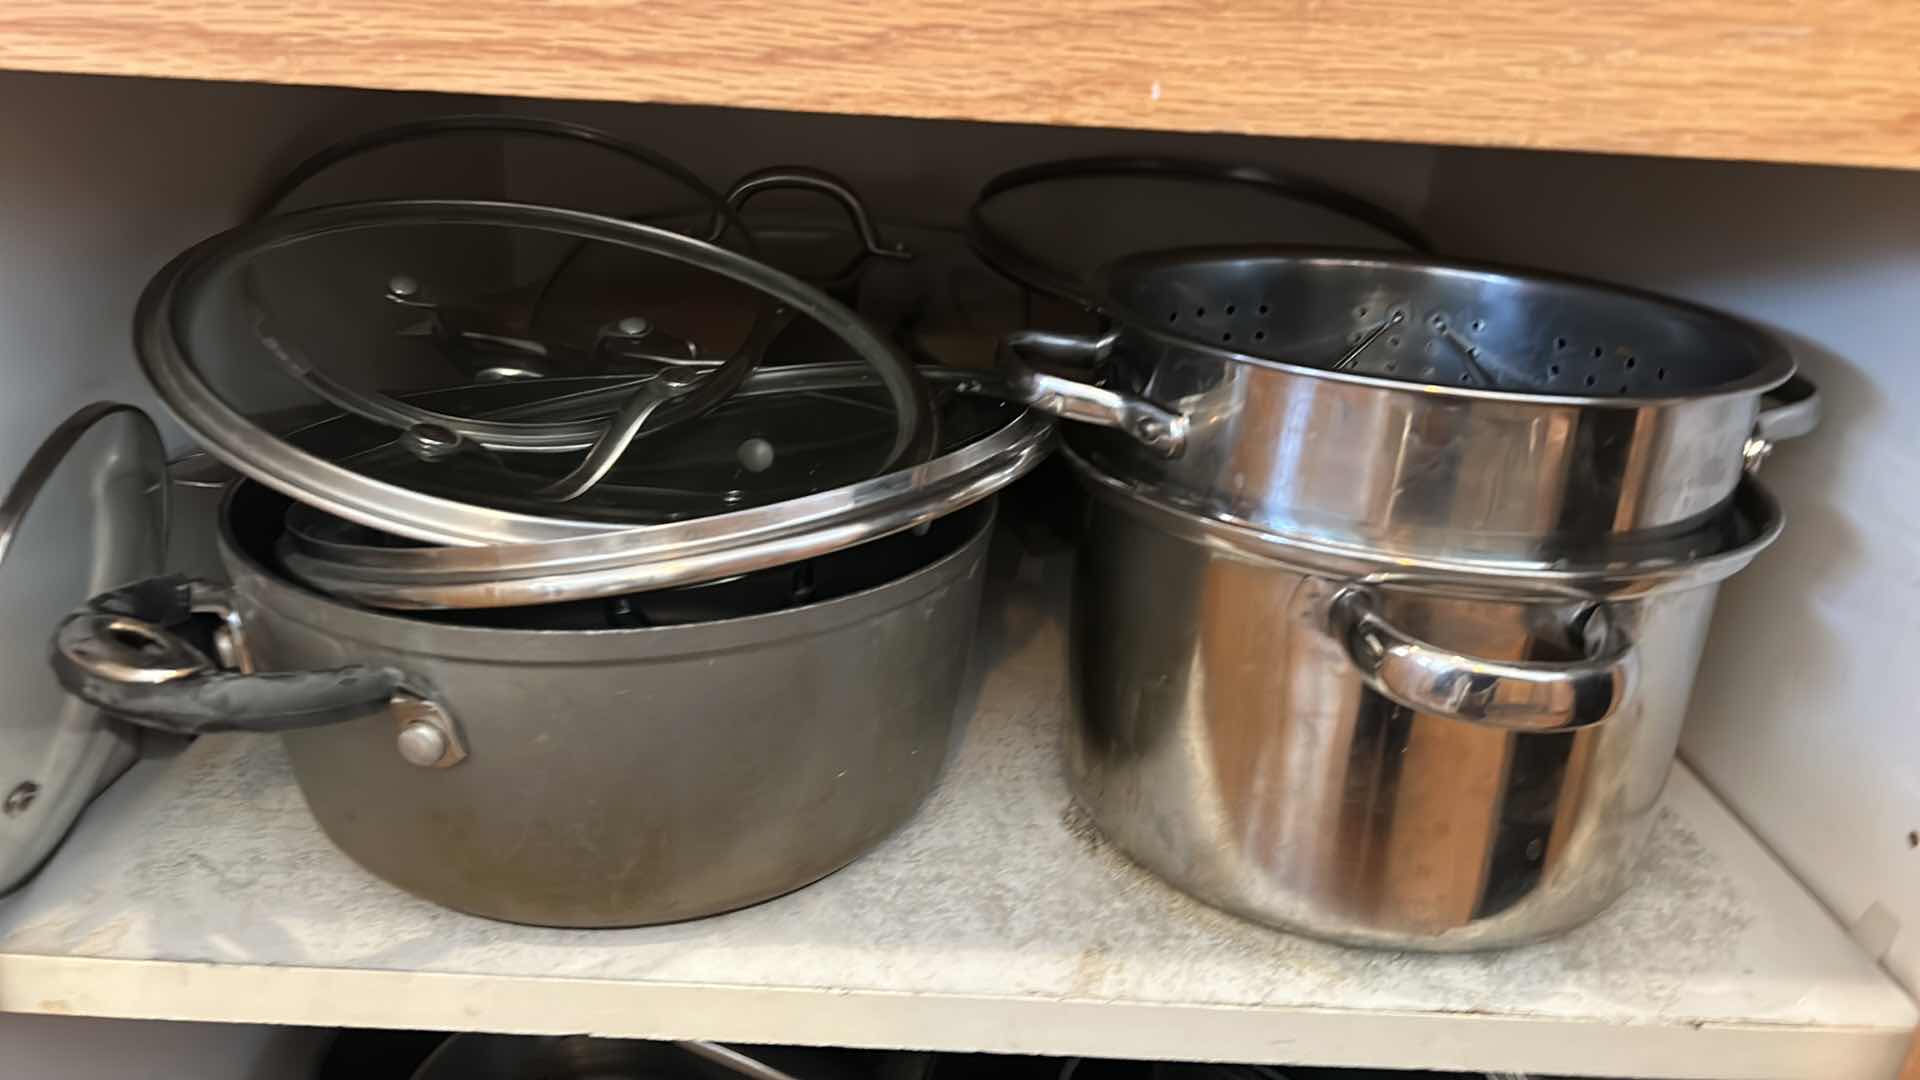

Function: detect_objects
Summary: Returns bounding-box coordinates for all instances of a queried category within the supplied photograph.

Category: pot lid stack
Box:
[135,189,1047,608]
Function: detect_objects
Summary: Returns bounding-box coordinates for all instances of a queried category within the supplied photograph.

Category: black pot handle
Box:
[50,575,405,737]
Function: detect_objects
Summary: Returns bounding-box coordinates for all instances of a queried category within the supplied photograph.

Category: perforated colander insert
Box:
[1105,251,1786,398]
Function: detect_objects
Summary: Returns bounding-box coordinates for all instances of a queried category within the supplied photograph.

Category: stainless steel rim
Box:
[1064,445,1782,595]
[1092,247,1796,407]
[227,490,1002,657]
[137,199,929,547]
[268,367,1051,608]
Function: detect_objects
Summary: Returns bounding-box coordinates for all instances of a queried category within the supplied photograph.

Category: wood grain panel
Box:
[0,2,1918,169]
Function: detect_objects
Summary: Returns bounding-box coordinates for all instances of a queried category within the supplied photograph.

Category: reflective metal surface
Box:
[1328,586,1635,733]
[998,332,1185,456]
[269,364,1051,609]
[1064,454,1783,949]
[1017,249,1812,560]
[54,483,994,927]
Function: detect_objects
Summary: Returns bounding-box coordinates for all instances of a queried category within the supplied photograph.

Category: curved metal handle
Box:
[997,330,1188,456]
[708,167,913,267]
[1745,374,1820,472]
[50,576,411,738]
[532,313,801,503]
[1327,586,1637,733]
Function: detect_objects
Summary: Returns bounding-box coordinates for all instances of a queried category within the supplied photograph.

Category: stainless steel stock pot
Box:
[1064,448,1783,949]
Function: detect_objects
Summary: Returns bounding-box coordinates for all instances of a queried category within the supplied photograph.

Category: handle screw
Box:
[396,721,450,768]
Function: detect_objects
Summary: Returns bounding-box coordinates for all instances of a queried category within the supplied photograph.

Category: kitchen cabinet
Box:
[0,16,1916,1075]
[1,1,1918,168]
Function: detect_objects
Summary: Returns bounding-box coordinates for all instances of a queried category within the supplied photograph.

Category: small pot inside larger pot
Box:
[1062,447,1782,949]
[50,482,998,928]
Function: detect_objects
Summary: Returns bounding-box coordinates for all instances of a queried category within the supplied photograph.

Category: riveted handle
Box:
[51,576,406,737]
[996,330,1188,456]
[1328,586,1637,733]
[1745,374,1820,472]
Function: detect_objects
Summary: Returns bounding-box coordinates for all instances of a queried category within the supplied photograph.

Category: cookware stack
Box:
[20,118,1815,950]
[970,184,1817,947]
[39,119,1051,927]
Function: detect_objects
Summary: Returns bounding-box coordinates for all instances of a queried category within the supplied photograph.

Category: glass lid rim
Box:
[264,395,1052,583]
[136,197,922,547]
[966,154,1433,305]
[0,402,169,572]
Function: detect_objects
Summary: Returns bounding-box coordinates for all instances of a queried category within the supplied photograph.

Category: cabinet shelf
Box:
[2,2,1919,168]
[0,573,1911,1079]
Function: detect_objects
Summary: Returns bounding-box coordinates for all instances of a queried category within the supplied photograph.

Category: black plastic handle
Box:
[50,576,406,737]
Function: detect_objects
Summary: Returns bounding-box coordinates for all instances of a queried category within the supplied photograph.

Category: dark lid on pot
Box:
[968,156,1430,306]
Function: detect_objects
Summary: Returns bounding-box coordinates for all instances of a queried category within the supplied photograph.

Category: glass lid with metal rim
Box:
[138,198,936,547]
[268,362,1053,610]
[968,156,1431,306]
[0,403,166,892]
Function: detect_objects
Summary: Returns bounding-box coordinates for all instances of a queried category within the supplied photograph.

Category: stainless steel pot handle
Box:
[50,576,466,767]
[1745,373,1820,471]
[997,330,1188,456]
[1327,586,1637,733]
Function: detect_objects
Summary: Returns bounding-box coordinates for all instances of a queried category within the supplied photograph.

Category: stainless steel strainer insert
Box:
[1100,249,1791,400]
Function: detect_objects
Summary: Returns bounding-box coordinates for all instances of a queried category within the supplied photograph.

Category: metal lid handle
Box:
[708,167,914,271]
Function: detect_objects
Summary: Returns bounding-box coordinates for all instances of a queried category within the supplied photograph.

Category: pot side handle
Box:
[1328,586,1638,733]
[996,330,1188,456]
[50,575,405,737]
[1746,373,1820,471]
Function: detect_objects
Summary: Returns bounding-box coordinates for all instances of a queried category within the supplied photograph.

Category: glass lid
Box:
[268,363,1053,610]
[0,403,164,891]
[137,199,933,546]
[969,156,1431,306]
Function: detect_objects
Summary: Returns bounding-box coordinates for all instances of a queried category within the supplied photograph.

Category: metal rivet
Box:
[658,365,702,389]
[4,782,40,817]
[400,423,463,462]
[737,437,776,473]
[616,316,652,337]
[386,274,419,299]
[396,721,450,768]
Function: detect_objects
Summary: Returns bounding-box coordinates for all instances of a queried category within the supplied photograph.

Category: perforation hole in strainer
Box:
[1174,295,1696,393]
[1131,253,1774,399]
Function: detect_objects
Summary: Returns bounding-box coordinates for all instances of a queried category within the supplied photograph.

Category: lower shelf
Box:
[0,573,1911,1079]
